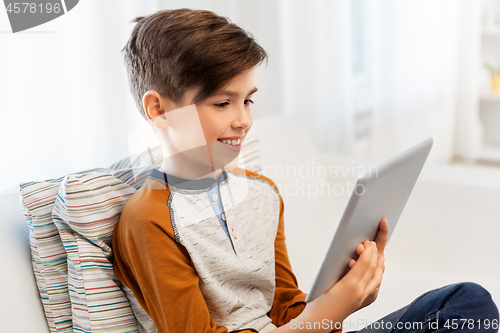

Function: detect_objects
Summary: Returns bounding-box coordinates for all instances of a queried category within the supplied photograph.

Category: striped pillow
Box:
[52,168,150,332]
[20,136,260,332]
[19,166,111,333]
[19,147,163,333]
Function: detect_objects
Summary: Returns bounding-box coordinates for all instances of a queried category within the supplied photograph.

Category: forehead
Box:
[210,68,257,97]
[210,86,258,98]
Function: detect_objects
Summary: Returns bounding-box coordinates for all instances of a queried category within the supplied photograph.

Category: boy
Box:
[112,8,499,333]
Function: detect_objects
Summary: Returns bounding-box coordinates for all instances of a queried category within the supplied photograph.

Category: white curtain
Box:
[0,1,159,186]
[276,0,473,162]
[0,0,479,187]
[367,0,465,162]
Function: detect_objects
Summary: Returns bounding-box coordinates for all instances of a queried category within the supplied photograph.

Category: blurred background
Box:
[2,0,500,186]
[2,0,500,328]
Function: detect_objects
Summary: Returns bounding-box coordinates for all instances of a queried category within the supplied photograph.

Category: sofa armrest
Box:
[0,185,49,332]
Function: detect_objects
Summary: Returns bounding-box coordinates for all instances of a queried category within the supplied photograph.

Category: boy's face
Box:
[194,68,256,152]
[148,68,256,176]
[194,68,256,171]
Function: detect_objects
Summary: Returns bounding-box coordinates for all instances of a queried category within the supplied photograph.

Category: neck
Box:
[158,151,223,181]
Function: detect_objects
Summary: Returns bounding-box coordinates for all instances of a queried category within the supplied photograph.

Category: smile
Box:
[217,138,241,147]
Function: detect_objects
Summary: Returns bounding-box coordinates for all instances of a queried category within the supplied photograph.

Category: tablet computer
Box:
[305,137,433,303]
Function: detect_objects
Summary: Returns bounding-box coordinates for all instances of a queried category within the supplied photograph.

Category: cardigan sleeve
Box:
[112,187,258,333]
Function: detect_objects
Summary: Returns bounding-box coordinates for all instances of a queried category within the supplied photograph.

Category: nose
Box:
[231,104,251,130]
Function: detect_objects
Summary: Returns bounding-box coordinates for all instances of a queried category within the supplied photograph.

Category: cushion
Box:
[19,169,106,332]
[52,168,148,332]
[19,136,260,332]
[19,145,162,333]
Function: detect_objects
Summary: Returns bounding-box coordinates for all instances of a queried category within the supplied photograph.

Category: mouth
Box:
[217,137,242,147]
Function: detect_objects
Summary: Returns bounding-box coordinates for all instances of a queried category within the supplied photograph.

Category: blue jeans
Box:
[345,282,499,332]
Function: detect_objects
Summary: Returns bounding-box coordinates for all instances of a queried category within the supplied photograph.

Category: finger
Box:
[361,242,379,289]
[375,218,389,256]
[366,255,385,295]
[341,241,371,283]
[356,243,365,256]
[349,240,378,289]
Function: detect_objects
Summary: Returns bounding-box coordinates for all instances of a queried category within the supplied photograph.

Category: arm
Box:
[268,239,384,333]
[112,192,258,333]
[288,219,388,333]
[266,181,388,332]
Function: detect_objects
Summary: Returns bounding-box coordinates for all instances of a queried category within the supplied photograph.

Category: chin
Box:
[222,156,240,171]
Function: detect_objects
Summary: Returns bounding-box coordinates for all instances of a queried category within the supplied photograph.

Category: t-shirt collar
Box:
[149,168,229,191]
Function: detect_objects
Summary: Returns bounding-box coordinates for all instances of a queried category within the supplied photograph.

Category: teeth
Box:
[220,139,240,146]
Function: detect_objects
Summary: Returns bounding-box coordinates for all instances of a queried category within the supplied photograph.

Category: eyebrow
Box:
[212,87,258,98]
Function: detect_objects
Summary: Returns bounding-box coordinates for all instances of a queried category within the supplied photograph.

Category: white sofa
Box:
[2,114,499,332]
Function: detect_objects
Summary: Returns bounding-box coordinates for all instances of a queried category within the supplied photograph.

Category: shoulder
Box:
[229,167,280,193]
[114,179,175,241]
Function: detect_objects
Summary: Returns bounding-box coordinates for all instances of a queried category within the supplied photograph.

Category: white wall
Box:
[0,0,487,188]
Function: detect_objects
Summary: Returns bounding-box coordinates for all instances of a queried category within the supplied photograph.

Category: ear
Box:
[143,90,171,129]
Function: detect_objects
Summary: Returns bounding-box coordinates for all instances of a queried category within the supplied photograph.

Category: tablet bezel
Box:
[304,137,433,303]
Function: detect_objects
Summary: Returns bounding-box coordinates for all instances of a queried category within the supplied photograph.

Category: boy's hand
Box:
[349,217,388,267]
[296,218,388,329]
[348,217,389,310]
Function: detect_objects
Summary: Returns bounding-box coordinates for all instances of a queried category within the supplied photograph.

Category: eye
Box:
[214,99,254,109]
[214,102,229,109]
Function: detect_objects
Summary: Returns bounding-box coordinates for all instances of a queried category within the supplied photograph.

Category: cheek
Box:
[198,111,223,141]
[205,126,221,142]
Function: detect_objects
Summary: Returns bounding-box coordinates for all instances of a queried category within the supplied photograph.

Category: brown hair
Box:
[122,8,268,121]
